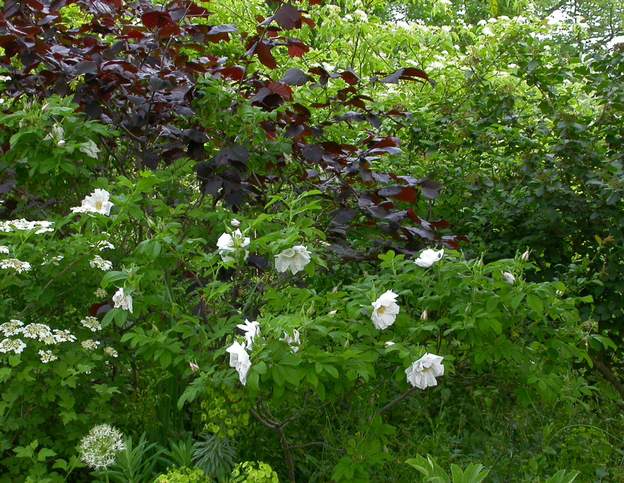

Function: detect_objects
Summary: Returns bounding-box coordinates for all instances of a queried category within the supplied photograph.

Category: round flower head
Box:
[414,248,444,268]
[275,245,311,275]
[71,189,114,216]
[79,424,125,470]
[371,290,400,330]
[226,341,251,386]
[405,353,445,390]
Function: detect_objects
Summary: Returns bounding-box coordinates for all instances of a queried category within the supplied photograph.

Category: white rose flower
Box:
[275,245,311,275]
[281,329,301,353]
[502,271,516,285]
[112,288,133,313]
[414,248,444,268]
[371,290,400,330]
[71,189,114,216]
[226,341,251,386]
[405,353,445,389]
[236,319,261,350]
[216,229,250,263]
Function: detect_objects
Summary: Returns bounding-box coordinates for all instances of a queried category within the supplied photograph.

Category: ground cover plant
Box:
[1,0,623,481]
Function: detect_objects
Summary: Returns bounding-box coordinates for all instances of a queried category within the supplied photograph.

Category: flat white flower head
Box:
[104,346,118,358]
[281,329,301,353]
[90,255,113,271]
[81,316,102,332]
[79,424,125,470]
[502,271,516,285]
[216,229,250,263]
[371,290,400,330]
[405,353,445,390]
[38,350,58,363]
[0,258,32,273]
[0,319,24,337]
[275,245,311,275]
[414,248,444,268]
[236,319,261,350]
[226,341,251,386]
[71,189,114,216]
[112,288,133,313]
[81,339,100,350]
[0,338,26,354]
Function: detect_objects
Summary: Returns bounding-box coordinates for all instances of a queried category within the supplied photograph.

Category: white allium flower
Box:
[216,229,250,263]
[502,271,516,285]
[371,290,400,330]
[0,338,26,354]
[230,218,241,227]
[81,339,100,350]
[226,341,251,386]
[104,346,119,358]
[71,189,114,216]
[79,424,125,470]
[22,323,53,341]
[79,140,100,159]
[0,246,9,254]
[275,245,311,275]
[112,288,133,313]
[281,329,301,353]
[521,249,530,262]
[0,319,24,337]
[38,349,58,363]
[0,258,32,273]
[405,353,445,389]
[81,316,102,332]
[236,319,261,350]
[414,248,444,268]
[90,255,113,271]
[95,288,107,298]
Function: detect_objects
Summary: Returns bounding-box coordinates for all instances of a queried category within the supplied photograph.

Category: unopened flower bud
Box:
[420,310,428,320]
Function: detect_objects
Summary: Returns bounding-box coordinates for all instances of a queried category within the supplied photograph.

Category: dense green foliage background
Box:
[1,0,623,481]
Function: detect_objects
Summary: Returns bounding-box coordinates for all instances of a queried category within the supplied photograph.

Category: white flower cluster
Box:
[0,219,54,234]
[80,316,102,332]
[71,189,114,216]
[90,255,113,271]
[0,245,9,254]
[104,346,118,358]
[96,240,115,251]
[0,319,24,337]
[0,338,26,354]
[79,424,125,470]
[236,319,261,350]
[0,258,32,273]
[38,349,58,363]
[81,339,100,350]
[22,323,53,340]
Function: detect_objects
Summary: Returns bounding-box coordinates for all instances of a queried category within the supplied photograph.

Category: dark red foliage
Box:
[0,0,461,256]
